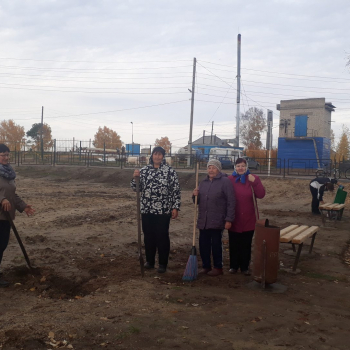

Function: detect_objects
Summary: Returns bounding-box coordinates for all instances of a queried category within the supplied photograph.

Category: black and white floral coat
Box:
[130,159,181,215]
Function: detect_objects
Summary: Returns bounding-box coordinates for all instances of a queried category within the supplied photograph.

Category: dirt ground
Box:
[0,166,349,350]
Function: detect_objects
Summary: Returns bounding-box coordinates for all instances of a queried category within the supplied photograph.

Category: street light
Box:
[130,122,134,155]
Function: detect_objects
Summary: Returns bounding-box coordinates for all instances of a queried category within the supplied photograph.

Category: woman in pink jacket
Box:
[228,158,265,275]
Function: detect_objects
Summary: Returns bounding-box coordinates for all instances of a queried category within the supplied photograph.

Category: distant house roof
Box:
[191,135,232,147]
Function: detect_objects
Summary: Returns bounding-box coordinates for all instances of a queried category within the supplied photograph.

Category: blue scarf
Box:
[232,169,250,184]
[0,164,16,180]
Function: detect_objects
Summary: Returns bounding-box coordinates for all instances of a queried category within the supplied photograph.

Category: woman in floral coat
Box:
[131,147,181,273]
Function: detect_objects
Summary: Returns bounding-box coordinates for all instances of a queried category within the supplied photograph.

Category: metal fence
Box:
[3,139,350,178]
[8,149,350,179]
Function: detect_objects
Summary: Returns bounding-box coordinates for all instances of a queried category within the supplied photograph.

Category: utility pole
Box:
[210,121,214,144]
[131,121,134,155]
[40,106,44,160]
[235,34,241,147]
[267,109,273,176]
[188,57,196,167]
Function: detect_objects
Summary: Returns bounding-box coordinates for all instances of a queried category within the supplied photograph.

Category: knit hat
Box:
[152,146,165,157]
[207,159,222,172]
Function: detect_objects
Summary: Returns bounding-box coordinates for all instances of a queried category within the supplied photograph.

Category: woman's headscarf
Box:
[232,157,250,184]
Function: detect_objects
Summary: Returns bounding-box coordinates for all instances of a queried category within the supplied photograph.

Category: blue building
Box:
[186,135,243,155]
[277,98,335,169]
[126,143,140,155]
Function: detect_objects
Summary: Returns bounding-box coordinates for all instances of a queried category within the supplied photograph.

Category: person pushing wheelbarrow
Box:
[309,176,337,215]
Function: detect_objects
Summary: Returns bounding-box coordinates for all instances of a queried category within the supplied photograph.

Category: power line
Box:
[242,79,350,93]
[12,100,190,121]
[0,57,192,64]
[0,64,192,72]
[0,83,192,94]
[199,60,350,82]
[0,72,191,85]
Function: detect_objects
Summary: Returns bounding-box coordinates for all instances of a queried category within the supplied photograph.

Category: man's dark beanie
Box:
[152,146,165,156]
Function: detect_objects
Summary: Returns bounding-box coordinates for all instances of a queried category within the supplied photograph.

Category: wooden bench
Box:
[319,203,346,227]
[280,224,319,272]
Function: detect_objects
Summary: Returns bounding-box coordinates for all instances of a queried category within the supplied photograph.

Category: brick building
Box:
[277,98,335,168]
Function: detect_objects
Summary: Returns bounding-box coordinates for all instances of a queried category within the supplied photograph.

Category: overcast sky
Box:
[0,0,349,151]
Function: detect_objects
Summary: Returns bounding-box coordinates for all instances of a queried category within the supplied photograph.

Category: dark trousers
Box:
[229,230,254,271]
[141,214,171,266]
[199,229,223,269]
[0,220,11,266]
[309,185,320,214]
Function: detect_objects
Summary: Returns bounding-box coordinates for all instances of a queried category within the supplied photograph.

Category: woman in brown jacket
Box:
[0,144,35,287]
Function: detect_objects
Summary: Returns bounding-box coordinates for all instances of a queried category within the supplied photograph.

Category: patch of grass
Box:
[116,332,128,340]
[115,325,141,340]
[171,286,182,290]
[129,326,140,334]
[305,272,341,281]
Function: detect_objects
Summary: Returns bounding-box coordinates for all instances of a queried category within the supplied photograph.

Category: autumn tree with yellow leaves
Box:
[154,136,171,153]
[240,107,267,149]
[0,120,26,150]
[335,126,350,162]
[93,126,122,149]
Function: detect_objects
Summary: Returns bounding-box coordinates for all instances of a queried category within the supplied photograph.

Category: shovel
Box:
[135,176,145,277]
[4,212,37,274]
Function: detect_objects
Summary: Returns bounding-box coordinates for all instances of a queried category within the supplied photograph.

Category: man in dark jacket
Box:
[309,177,336,214]
[193,159,235,276]
[131,147,181,273]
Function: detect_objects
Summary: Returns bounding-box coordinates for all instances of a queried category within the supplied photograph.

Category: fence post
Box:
[283,159,286,178]
[79,141,82,162]
[103,142,106,165]
[53,139,56,166]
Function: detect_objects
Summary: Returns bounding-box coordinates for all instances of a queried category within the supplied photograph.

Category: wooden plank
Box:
[319,203,345,211]
[292,226,319,244]
[319,203,337,210]
[280,225,309,243]
[280,225,299,238]
[332,204,345,210]
[319,202,332,209]
[323,203,339,210]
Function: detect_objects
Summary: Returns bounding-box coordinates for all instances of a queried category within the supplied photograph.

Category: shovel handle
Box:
[192,163,200,246]
[135,176,145,277]
[4,212,34,272]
